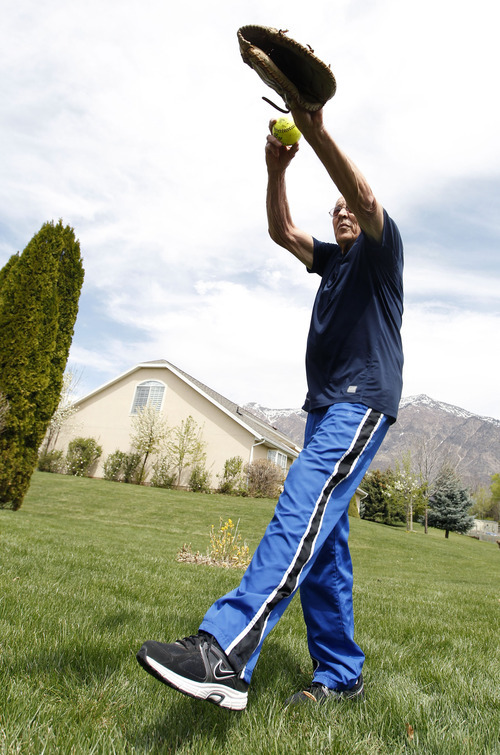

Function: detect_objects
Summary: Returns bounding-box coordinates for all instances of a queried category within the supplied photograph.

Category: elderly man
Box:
[137,104,404,710]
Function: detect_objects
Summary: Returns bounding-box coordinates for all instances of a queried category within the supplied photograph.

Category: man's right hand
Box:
[265,128,300,175]
[265,123,314,269]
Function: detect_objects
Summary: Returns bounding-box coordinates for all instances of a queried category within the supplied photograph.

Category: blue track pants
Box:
[200,403,390,688]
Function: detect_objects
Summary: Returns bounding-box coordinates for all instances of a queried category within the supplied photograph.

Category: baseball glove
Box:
[237,25,336,112]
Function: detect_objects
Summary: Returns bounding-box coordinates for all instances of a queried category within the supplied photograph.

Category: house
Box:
[53,359,302,486]
[468,518,499,543]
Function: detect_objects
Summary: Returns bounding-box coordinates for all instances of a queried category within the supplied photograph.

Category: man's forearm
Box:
[291,108,384,241]
[266,170,314,267]
[308,128,378,219]
[266,171,293,247]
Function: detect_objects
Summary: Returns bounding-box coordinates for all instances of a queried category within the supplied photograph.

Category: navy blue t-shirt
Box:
[303,209,404,422]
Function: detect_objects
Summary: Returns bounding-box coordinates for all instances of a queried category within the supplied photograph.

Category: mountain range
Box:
[244,395,500,489]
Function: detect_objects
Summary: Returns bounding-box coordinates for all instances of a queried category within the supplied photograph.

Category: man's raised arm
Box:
[291,107,384,244]
[265,131,315,269]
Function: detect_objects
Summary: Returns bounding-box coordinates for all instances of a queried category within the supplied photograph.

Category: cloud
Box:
[1,0,499,419]
[402,305,500,420]
[405,259,500,309]
[92,267,316,407]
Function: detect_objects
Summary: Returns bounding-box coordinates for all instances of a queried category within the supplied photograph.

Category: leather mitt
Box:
[237,25,336,112]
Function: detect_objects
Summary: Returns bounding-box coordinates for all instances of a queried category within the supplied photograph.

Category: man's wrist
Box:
[303,124,330,152]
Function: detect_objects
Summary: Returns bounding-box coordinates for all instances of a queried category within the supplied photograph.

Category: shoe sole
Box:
[136,647,248,711]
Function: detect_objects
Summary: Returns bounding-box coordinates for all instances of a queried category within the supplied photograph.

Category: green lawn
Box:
[1,472,499,754]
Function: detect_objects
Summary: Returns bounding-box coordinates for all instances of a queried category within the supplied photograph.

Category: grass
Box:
[1,472,499,754]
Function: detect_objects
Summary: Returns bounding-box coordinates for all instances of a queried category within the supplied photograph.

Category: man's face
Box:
[331,198,361,253]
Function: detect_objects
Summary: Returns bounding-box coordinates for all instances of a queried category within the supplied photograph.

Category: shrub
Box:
[348,494,360,518]
[209,518,250,567]
[177,518,251,569]
[150,456,176,489]
[217,456,246,495]
[103,450,142,484]
[103,450,127,482]
[122,452,142,484]
[189,465,212,493]
[37,449,65,474]
[66,437,102,477]
[245,459,284,499]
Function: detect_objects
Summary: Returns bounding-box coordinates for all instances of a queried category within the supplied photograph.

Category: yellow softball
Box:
[272,117,301,146]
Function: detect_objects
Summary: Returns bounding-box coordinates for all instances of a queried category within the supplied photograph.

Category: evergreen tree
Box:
[0,252,20,293]
[0,392,9,434]
[360,468,405,525]
[427,467,475,538]
[36,223,85,433]
[0,221,84,510]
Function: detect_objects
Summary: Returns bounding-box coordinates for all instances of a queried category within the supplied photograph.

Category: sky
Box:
[1,0,499,419]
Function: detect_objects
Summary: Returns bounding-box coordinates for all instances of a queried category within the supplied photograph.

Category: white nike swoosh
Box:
[213,659,236,679]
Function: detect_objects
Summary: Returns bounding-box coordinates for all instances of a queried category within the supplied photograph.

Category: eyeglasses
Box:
[329,205,354,218]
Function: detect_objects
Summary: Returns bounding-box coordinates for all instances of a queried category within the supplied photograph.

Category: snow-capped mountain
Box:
[244,402,307,448]
[244,395,500,488]
[399,395,500,428]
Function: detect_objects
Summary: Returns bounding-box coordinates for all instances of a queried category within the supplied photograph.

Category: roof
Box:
[73,359,301,458]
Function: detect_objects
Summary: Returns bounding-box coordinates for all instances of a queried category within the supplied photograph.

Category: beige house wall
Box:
[54,366,294,486]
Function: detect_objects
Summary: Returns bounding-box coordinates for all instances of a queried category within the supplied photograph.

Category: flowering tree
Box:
[130,405,170,484]
[167,415,207,487]
[42,369,80,453]
[388,451,426,532]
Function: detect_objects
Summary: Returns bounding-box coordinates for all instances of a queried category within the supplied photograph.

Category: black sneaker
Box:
[284,674,364,706]
[136,633,248,710]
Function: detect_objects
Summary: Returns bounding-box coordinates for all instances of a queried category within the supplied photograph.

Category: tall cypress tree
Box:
[0,221,84,510]
[35,222,85,434]
[0,252,20,293]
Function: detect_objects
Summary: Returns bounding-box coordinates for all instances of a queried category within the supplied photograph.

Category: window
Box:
[131,380,165,414]
[267,449,287,470]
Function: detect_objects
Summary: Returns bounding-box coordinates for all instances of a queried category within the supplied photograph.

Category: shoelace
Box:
[177,633,213,651]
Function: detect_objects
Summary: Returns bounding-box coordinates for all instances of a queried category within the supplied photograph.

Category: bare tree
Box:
[42,369,81,453]
[411,438,458,534]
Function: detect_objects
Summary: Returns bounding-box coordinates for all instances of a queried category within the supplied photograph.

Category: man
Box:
[136,104,404,710]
